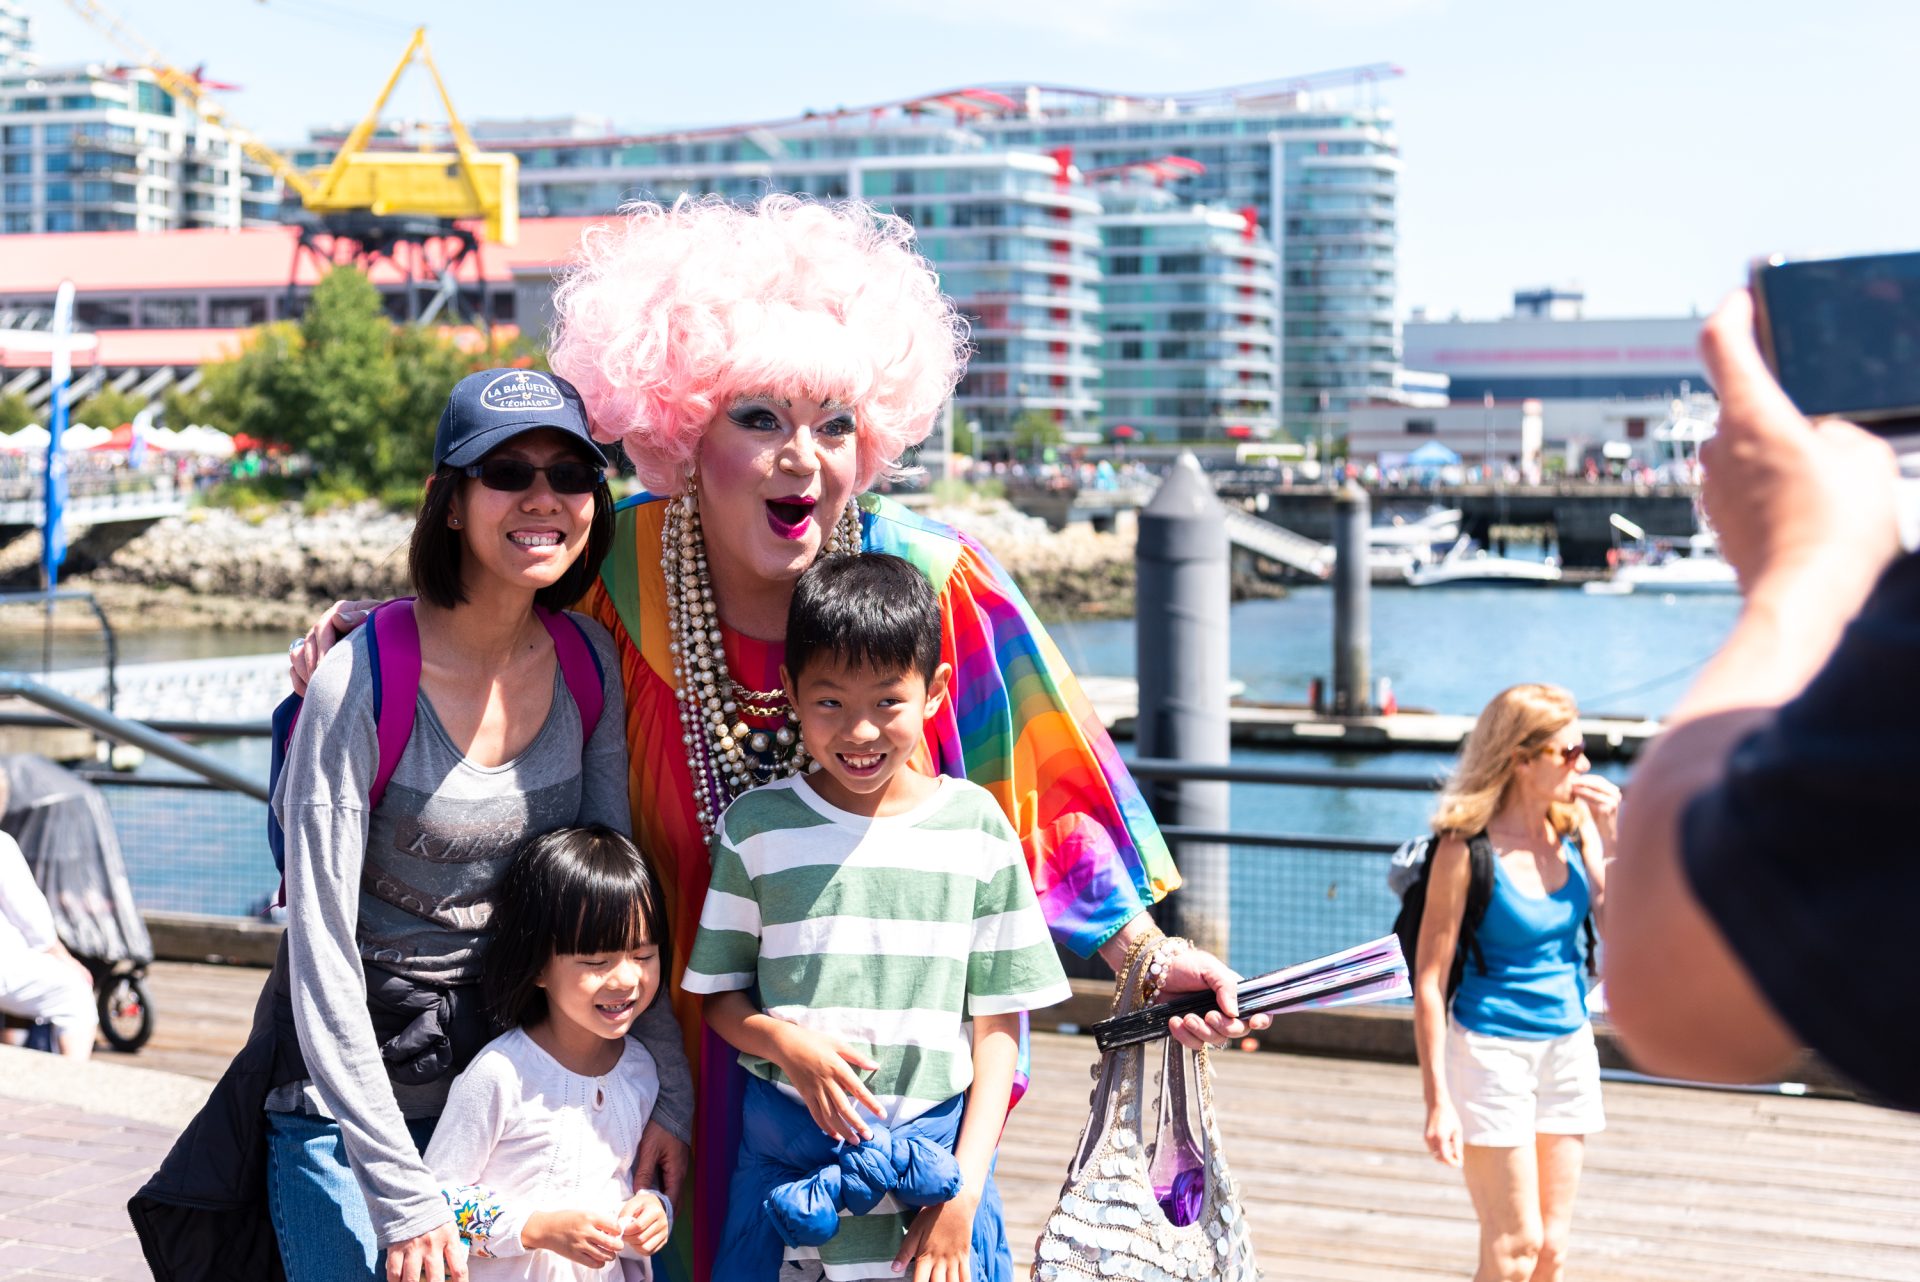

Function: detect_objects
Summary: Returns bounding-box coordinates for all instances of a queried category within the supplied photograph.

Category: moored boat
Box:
[1405,537,1562,588]
[1585,518,1739,596]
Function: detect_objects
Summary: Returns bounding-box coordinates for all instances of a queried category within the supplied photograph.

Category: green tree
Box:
[194,266,489,492]
[161,381,210,428]
[72,385,145,429]
[1011,409,1063,460]
[195,319,308,440]
[0,391,39,433]
[388,322,475,484]
[290,267,403,484]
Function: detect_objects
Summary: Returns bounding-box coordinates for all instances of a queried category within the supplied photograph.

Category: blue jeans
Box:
[265,1110,438,1282]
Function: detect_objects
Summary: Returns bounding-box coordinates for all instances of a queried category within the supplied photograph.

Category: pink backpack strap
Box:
[537,606,605,739]
[367,598,422,810]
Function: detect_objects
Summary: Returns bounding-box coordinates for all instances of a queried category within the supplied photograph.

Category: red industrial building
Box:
[0,219,597,408]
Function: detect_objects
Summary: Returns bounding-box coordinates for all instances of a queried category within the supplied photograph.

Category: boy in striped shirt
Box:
[684,553,1070,1282]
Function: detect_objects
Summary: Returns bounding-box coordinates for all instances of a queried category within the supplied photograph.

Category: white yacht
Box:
[1371,507,1462,550]
[1405,537,1563,588]
[1599,534,1738,596]
[1584,515,1739,596]
[1368,508,1461,583]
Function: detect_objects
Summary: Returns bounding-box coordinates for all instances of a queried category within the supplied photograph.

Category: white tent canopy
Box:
[170,425,236,457]
[0,421,236,456]
[61,423,110,449]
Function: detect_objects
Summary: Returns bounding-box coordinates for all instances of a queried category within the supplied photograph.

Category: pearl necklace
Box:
[663,489,863,837]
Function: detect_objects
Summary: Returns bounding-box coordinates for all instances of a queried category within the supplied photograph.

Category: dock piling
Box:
[1332,483,1372,716]
[1136,452,1231,958]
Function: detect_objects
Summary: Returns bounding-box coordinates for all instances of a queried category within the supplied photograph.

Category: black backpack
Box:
[1392,830,1497,1002]
[1391,830,1599,1003]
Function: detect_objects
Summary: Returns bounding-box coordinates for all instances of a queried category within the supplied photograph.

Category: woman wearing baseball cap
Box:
[134,368,693,1282]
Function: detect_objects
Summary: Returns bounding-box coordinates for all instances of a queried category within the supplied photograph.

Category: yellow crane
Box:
[61,1,518,245]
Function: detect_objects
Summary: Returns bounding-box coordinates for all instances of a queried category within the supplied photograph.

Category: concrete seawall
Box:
[0,497,1183,629]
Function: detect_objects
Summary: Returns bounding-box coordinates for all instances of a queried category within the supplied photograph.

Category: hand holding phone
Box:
[1700,291,1901,590]
[1748,252,1920,548]
[1750,251,1920,431]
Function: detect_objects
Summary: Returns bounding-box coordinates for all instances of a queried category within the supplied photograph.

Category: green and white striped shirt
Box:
[683,772,1072,1124]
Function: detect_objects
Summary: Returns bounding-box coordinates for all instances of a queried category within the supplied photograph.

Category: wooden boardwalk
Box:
[129,962,1920,1281]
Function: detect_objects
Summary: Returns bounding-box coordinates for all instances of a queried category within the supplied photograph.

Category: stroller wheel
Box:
[98,973,154,1053]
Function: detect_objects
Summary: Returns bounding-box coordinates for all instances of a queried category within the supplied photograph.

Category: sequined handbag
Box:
[1032,946,1259,1281]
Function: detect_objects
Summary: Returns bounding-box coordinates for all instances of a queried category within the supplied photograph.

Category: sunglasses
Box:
[1544,741,1586,765]
[463,458,605,494]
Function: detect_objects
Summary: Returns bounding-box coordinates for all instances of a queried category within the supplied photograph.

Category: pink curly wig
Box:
[547,194,970,495]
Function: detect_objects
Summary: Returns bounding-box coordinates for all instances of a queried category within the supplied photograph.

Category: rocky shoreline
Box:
[2,497,1280,635]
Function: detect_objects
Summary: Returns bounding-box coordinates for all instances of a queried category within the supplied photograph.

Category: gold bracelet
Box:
[1114,924,1166,1010]
[1142,936,1192,1006]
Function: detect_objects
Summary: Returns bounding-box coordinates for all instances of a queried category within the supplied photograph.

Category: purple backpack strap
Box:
[537,606,605,737]
[367,598,422,810]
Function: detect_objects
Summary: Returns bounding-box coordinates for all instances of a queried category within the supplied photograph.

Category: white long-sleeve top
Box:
[0,832,57,957]
[425,1027,669,1282]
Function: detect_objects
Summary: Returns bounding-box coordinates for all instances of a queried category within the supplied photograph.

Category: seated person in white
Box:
[0,824,95,1060]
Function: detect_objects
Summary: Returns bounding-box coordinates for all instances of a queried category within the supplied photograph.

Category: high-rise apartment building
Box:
[0,1,32,74]
[969,84,1401,436]
[309,125,1111,444]
[875,153,1104,444]
[0,8,278,236]
[294,74,1401,445]
[1093,194,1279,440]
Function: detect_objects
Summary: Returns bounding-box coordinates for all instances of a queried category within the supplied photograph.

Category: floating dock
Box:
[0,661,1662,761]
[1079,677,1660,760]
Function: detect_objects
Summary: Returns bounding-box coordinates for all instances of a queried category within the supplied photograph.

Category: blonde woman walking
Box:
[1413,684,1618,1282]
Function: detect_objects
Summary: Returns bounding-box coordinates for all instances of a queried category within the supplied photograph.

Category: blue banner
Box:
[43,381,68,589]
[42,280,75,591]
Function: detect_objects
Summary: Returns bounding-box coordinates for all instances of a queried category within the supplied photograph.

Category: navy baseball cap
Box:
[433,368,599,468]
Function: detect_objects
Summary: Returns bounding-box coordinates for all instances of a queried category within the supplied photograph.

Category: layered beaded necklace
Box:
[663,486,863,837]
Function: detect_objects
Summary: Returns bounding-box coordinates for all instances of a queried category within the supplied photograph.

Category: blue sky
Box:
[21,0,1918,321]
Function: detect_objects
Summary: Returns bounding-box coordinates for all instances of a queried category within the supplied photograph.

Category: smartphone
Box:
[1750,251,1920,430]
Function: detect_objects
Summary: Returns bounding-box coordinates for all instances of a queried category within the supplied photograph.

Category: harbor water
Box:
[1051,585,1736,972]
[43,585,1740,977]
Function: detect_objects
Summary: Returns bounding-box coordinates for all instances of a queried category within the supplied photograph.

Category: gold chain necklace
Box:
[663,488,862,837]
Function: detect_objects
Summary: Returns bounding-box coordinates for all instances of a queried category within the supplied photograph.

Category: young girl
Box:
[426,826,675,1281]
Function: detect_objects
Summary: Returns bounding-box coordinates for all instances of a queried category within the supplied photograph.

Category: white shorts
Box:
[1445,1018,1605,1148]
[0,948,95,1040]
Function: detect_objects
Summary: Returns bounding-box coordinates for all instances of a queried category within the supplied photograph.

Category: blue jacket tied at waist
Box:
[718,1075,1011,1281]
[769,1112,961,1243]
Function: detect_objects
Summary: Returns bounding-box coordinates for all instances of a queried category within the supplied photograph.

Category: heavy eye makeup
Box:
[727,405,784,432]
[726,403,856,439]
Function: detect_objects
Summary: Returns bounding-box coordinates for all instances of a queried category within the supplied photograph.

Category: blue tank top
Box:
[1449,837,1591,1039]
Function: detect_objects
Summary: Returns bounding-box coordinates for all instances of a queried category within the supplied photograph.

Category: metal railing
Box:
[1124,755,1444,973]
[0,590,118,709]
[1129,755,1433,854]
[0,673,276,918]
[0,672,267,800]
[0,684,1444,971]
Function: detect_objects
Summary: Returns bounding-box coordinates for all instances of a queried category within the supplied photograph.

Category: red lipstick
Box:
[765,495,817,541]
